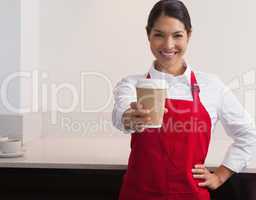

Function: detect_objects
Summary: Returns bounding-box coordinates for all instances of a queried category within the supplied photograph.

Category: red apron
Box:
[119,71,212,200]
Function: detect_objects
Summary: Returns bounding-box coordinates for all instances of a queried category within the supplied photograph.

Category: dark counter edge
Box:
[0,163,255,173]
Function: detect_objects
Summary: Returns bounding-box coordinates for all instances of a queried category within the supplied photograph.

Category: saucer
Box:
[0,150,25,158]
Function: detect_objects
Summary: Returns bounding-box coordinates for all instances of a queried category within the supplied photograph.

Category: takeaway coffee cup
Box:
[0,138,22,154]
[136,79,168,128]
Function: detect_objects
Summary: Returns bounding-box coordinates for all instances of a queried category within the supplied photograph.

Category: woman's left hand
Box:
[192,164,223,190]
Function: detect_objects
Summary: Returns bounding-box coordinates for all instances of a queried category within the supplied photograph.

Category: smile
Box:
[159,50,177,59]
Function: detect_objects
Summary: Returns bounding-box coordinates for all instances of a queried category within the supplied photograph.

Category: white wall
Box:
[19,0,256,141]
[20,0,42,142]
[0,0,20,114]
[38,0,154,113]
[0,0,23,140]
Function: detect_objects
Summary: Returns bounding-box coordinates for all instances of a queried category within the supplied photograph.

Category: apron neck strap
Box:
[190,71,200,94]
[146,73,151,79]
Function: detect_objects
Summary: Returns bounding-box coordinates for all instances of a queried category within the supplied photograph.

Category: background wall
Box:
[0,0,22,140]
[2,1,256,146]
[0,0,20,113]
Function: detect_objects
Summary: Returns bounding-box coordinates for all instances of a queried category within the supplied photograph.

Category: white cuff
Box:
[112,105,135,134]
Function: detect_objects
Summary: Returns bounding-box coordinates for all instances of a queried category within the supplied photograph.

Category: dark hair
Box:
[146,0,192,35]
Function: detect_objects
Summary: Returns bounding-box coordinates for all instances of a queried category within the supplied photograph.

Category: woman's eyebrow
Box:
[153,29,164,33]
[153,29,184,34]
[173,31,184,34]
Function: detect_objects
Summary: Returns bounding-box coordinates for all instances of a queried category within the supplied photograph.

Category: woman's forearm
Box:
[213,165,235,184]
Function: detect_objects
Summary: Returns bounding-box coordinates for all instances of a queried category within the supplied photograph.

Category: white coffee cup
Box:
[136,79,168,128]
[0,139,22,154]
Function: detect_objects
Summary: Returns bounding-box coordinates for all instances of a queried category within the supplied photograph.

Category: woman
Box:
[112,0,256,199]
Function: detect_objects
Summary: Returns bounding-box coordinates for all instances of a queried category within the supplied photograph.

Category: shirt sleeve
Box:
[112,76,138,134]
[217,81,256,173]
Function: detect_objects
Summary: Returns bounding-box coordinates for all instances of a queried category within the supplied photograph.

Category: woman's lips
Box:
[159,50,177,59]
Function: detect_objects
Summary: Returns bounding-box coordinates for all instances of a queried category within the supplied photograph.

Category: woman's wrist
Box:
[213,165,235,185]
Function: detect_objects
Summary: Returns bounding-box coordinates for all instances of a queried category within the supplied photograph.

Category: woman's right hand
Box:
[121,102,151,133]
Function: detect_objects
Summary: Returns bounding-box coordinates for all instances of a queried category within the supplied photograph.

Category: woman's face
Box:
[148,15,191,70]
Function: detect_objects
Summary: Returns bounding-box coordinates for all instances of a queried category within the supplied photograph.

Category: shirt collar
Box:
[148,62,192,86]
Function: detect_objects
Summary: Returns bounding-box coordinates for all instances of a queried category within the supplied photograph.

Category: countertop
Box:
[0,136,256,173]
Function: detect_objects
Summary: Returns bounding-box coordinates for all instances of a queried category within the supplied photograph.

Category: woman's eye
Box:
[174,34,183,38]
[154,34,164,37]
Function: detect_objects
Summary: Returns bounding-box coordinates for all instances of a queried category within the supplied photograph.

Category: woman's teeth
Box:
[160,51,177,58]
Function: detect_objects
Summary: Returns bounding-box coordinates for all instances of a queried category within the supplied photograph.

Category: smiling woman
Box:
[148,16,190,75]
[146,0,192,76]
[112,0,256,200]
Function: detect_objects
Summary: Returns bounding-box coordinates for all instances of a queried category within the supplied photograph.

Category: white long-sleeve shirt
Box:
[112,63,256,173]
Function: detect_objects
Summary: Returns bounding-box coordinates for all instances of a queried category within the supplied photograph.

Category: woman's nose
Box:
[164,36,175,49]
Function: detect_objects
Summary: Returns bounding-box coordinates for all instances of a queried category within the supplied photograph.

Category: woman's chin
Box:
[156,59,177,68]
